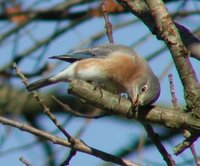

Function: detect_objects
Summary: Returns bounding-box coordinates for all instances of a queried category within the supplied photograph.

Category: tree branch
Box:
[144,0,200,117]
[0,115,138,166]
[68,79,200,132]
[116,0,200,61]
[141,122,176,166]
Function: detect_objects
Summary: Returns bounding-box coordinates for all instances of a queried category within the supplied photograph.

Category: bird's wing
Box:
[49,55,82,63]
[70,44,136,58]
[49,44,136,62]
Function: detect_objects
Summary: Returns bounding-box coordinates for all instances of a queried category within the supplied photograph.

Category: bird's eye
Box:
[141,86,147,93]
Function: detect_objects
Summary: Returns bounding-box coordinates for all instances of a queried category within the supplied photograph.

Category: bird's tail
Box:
[27,77,55,91]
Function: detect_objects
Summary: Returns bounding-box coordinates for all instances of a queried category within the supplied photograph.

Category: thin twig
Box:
[182,131,200,166]
[190,144,200,166]
[174,133,199,155]
[60,149,77,166]
[101,0,114,43]
[168,74,180,110]
[12,63,74,143]
[141,122,176,166]
[168,73,200,159]
[0,115,138,166]
[19,157,32,166]
[52,95,108,119]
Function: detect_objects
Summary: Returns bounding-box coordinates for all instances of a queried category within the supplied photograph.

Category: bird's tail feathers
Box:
[27,77,55,91]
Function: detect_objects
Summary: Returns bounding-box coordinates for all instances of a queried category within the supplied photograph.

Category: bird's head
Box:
[127,74,160,107]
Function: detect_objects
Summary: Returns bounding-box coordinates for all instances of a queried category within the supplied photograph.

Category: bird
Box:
[27,44,160,107]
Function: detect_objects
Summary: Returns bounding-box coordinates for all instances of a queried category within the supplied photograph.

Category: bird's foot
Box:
[127,104,139,119]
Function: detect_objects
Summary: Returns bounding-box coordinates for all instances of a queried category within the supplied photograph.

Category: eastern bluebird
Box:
[27,44,160,106]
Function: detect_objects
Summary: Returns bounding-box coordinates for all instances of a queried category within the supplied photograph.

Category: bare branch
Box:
[141,122,176,166]
[116,0,200,61]
[60,149,76,166]
[168,73,200,156]
[19,157,32,166]
[144,0,200,118]
[174,132,199,155]
[175,23,200,61]
[68,79,200,132]
[117,0,200,117]
[0,115,138,166]
[168,74,179,110]
[13,63,72,140]
[101,0,114,43]
[52,95,108,119]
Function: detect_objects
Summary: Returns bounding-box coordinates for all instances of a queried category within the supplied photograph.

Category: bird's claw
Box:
[127,104,139,118]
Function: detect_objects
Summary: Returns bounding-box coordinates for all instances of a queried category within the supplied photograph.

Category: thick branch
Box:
[116,0,200,117]
[116,0,200,61]
[145,0,200,116]
[68,80,200,132]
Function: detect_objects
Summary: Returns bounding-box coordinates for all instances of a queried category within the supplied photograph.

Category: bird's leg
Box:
[118,94,122,105]
[117,93,126,105]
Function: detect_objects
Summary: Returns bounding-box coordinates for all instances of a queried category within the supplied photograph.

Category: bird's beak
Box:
[128,89,139,107]
[128,88,140,111]
[131,94,139,108]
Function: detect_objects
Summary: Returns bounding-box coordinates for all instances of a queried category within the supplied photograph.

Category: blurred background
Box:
[0,0,199,165]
